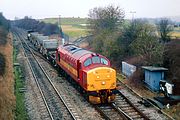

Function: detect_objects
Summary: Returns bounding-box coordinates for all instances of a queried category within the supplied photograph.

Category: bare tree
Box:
[88,5,124,34]
[119,19,146,57]
[131,23,164,66]
[88,5,125,59]
[158,18,173,43]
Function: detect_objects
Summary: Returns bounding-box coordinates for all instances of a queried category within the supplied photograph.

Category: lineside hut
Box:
[142,66,168,91]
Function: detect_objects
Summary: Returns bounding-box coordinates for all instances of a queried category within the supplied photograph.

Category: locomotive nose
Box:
[86,67,116,91]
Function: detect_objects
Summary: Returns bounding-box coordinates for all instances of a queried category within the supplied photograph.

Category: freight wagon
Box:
[42,39,59,59]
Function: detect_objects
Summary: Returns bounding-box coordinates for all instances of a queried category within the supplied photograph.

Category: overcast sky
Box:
[0,0,180,20]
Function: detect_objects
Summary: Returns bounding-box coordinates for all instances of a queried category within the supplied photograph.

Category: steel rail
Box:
[13,31,54,120]
[14,28,78,120]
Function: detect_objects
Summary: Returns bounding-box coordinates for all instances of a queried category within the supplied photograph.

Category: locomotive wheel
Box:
[53,60,57,67]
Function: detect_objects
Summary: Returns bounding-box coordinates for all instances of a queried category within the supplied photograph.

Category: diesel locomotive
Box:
[56,44,117,104]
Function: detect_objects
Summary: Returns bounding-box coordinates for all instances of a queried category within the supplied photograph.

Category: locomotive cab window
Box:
[84,58,92,67]
[101,58,108,65]
[92,56,100,64]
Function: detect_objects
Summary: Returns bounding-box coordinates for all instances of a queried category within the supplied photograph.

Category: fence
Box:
[122,61,136,77]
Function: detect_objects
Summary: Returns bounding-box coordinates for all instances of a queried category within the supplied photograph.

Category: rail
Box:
[13,28,79,120]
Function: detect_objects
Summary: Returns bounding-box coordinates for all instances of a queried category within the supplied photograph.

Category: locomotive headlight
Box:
[102,81,105,85]
[107,75,110,78]
[97,76,100,79]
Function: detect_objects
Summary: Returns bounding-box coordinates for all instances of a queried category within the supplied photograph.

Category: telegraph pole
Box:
[58,15,65,45]
[58,15,61,27]
[130,11,136,21]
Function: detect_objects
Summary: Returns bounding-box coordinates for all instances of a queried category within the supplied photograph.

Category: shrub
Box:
[0,26,8,45]
[0,53,5,75]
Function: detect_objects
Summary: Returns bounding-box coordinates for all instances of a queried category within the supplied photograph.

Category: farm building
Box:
[142,66,168,91]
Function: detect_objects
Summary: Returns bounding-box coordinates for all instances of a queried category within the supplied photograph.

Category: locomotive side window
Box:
[92,56,100,64]
[101,58,108,65]
[84,58,92,67]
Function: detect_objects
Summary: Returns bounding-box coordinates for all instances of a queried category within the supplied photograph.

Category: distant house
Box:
[142,66,168,91]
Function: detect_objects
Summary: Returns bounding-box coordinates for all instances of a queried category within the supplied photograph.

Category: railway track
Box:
[95,104,126,120]
[13,28,153,120]
[13,28,81,120]
[117,79,173,120]
[95,90,149,120]
[115,91,149,120]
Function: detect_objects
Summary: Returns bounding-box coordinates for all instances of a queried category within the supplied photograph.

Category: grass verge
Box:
[13,48,28,120]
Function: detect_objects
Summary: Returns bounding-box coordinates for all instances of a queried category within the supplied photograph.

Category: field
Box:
[171,27,180,39]
[41,17,89,38]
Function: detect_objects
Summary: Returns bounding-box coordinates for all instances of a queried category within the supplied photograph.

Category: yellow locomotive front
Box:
[84,66,117,104]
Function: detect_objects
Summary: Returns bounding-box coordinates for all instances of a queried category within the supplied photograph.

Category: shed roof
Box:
[142,66,168,71]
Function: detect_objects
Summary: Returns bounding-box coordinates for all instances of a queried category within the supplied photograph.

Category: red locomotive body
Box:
[56,44,117,104]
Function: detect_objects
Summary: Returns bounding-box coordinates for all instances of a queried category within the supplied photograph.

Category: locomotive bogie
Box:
[87,90,116,104]
[89,96,101,104]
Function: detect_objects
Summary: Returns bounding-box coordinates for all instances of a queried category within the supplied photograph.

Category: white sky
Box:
[0,0,180,20]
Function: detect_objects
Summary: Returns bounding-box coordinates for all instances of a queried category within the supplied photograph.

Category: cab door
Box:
[77,60,83,86]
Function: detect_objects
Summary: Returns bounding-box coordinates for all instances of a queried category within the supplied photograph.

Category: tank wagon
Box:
[56,44,117,104]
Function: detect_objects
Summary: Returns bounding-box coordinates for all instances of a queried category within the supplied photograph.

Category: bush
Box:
[0,53,6,75]
[164,39,180,78]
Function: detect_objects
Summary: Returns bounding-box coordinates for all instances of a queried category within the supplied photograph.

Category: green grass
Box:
[170,27,180,39]
[64,30,88,38]
[72,24,87,29]
[13,48,28,120]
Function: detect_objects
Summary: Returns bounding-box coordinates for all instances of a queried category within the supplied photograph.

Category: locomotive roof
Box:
[60,44,93,60]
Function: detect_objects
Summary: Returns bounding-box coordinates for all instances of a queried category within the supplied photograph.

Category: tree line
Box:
[88,5,173,68]
[13,16,63,36]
